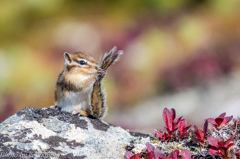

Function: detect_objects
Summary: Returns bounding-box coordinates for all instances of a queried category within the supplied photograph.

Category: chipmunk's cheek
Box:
[90,68,97,75]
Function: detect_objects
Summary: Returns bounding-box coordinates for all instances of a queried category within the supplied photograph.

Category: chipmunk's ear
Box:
[64,52,72,63]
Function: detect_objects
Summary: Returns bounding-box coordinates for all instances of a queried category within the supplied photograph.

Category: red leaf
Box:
[157,131,163,139]
[194,125,201,138]
[206,113,232,129]
[144,151,154,159]
[218,112,226,118]
[191,137,203,143]
[208,135,236,158]
[179,132,189,139]
[205,118,217,127]
[171,108,176,121]
[158,131,168,141]
[225,143,235,148]
[194,125,204,141]
[235,149,240,159]
[130,154,141,159]
[208,145,218,150]
[154,149,163,159]
[179,119,191,136]
[217,140,225,147]
[175,116,183,125]
[223,132,237,148]
[222,116,233,125]
[183,125,191,134]
[163,108,173,130]
[163,132,168,141]
[203,120,208,136]
[218,147,229,158]
[166,128,171,138]
[179,119,187,133]
[125,151,134,159]
[172,150,179,159]
[146,143,155,152]
[215,151,224,157]
[167,127,178,138]
[173,116,183,130]
[207,136,219,147]
[181,149,191,159]
[208,148,218,156]
[215,118,224,127]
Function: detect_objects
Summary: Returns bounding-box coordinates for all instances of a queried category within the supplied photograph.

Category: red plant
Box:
[235,149,240,159]
[180,149,191,159]
[155,131,168,142]
[205,112,233,129]
[144,143,164,159]
[178,119,191,139]
[124,152,140,159]
[166,150,180,159]
[191,120,208,145]
[144,151,154,159]
[146,143,155,153]
[125,143,164,159]
[163,108,182,138]
[154,149,164,159]
[207,133,236,159]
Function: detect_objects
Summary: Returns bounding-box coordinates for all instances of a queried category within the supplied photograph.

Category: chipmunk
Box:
[52,47,123,119]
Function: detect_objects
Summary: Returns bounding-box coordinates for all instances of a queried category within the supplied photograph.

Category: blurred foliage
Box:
[0,0,240,122]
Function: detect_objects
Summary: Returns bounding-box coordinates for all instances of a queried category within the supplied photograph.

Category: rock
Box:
[0,107,151,159]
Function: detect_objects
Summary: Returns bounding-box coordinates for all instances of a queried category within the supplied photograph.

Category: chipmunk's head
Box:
[63,52,98,76]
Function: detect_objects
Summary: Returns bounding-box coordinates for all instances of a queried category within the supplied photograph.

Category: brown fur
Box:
[73,52,97,64]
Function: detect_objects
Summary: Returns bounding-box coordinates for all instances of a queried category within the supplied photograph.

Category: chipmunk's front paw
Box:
[97,68,106,80]
[72,109,89,117]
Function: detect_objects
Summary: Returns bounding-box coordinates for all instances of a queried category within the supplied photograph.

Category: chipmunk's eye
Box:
[79,60,87,65]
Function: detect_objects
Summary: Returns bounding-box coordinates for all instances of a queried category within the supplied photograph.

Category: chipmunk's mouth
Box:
[88,70,97,76]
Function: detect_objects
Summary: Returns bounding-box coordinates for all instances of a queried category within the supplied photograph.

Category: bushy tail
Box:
[90,47,123,119]
[90,80,107,119]
[100,46,123,71]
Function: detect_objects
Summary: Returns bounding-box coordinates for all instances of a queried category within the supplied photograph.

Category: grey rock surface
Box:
[0,107,151,159]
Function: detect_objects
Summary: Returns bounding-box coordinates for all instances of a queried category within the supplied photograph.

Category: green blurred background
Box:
[1,0,240,133]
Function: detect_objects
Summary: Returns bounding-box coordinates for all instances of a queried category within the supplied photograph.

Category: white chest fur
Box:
[57,89,91,112]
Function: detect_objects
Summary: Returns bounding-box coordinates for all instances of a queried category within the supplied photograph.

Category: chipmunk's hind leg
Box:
[72,109,91,117]
[50,105,61,110]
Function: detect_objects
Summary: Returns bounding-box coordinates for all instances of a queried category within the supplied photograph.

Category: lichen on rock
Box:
[0,107,151,159]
